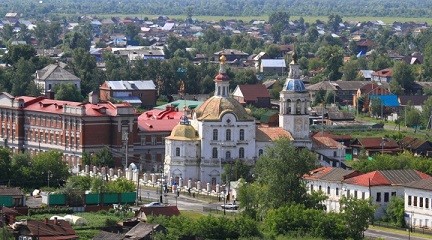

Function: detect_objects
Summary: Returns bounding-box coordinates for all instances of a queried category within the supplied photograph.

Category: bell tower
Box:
[279,52,311,149]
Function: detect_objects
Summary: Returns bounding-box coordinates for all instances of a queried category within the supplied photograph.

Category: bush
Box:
[29,207,73,216]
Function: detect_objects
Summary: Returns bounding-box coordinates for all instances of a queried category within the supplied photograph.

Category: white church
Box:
[164,54,311,186]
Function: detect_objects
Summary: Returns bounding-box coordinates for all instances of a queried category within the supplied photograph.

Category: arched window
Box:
[226,129,231,141]
[239,129,245,141]
[175,147,180,156]
[286,99,292,114]
[225,151,231,160]
[212,147,218,158]
[296,99,302,114]
[239,147,245,159]
[212,129,218,140]
[258,149,263,156]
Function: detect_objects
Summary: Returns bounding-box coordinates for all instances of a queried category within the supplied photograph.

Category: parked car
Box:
[220,203,239,210]
[144,202,163,207]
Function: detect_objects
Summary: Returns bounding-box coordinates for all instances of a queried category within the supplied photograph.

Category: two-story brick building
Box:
[0,92,138,168]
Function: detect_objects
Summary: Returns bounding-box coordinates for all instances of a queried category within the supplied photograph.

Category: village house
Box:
[34,63,81,95]
[232,84,271,108]
[404,178,432,229]
[99,80,157,108]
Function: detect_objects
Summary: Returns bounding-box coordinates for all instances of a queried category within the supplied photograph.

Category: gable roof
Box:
[235,84,270,101]
[15,220,77,239]
[138,206,180,217]
[35,64,80,82]
[125,222,163,239]
[343,169,430,187]
[92,231,124,240]
[255,126,293,142]
[404,178,432,191]
[352,137,400,149]
[303,167,359,182]
[398,95,429,106]
[399,136,431,150]
[0,186,24,196]
[312,136,344,149]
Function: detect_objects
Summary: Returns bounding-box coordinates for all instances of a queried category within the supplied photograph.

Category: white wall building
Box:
[404,178,432,228]
[304,168,430,219]
[164,55,306,188]
[34,64,81,94]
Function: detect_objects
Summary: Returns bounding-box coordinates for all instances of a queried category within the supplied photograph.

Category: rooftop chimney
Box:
[88,91,98,104]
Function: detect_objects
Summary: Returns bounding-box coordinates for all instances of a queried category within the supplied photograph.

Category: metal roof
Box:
[261,59,286,68]
[107,80,156,90]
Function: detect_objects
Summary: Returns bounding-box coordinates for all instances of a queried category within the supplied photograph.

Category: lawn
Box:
[59,13,432,24]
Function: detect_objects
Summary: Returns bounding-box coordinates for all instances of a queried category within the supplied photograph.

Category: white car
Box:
[220,203,239,210]
[144,202,163,207]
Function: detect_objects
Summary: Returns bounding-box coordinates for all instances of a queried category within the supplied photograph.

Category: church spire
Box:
[214,55,230,97]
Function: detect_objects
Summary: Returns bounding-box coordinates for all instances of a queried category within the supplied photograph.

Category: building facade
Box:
[0,92,137,168]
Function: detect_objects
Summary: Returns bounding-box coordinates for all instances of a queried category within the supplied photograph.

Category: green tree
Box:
[31,150,70,188]
[393,61,415,94]
[54,83,84,102]
[243,138,317,214]
[3,44,37,65]
[422,42,432,81]
[10,58,36,96]
[0,147,11,185]
[340,196,375,240]
[93,147,115,167]
[63,31,91,52]
[328,14,342,32]
[265,44,281,58]
[384,197,406,227]
[317,45,344,80]
[221,159,253,183]
[268,12,290,43]
[421,96,432,128]
[405,106,421,128]
[106,178,136,193]
[341,59,360,81]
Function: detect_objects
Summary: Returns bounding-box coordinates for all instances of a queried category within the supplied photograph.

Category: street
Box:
[365,228,430,240]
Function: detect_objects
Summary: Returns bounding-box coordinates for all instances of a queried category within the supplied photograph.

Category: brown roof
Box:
[352,137,400,149]
[255,126,293,142]
[343,169,430,187]
[311,131,352,141]
[0,186,24,196]
[236,84,270,101]
[312,136,344,149]
[400,136,431,150]
[20,220,77,239]
[398,95,429,106]
[138,206,180,218]
[303,167,359,182]
[405,178,432,191]
[125,222,164,239]
[92,231,124,240]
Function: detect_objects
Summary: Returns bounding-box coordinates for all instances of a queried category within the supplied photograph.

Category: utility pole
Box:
[123,132,129,169]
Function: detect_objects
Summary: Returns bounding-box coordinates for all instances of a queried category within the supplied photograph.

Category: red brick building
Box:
[0,92,138,168]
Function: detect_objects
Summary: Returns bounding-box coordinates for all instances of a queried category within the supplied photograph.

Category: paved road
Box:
[365,228,429,240]
[138,188,223,212]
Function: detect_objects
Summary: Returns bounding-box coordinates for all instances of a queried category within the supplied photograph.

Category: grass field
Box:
[69,13,432,24]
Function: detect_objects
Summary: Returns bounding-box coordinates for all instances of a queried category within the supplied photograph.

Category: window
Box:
[420,197,424,208]
[212,129,218,140]
[414,196,418,207]
[175,147,180,157]
[327,186,330,195]
[310,184,314,192]
[376,192,381,202]
[225,151,231,160]
[258,149,263,156]
[408,196,412,206]
[426,198,429,209]
[354,190,358,199]
[362,192,365,200]
[384,192,389,202]
[391,192,396,197]
[333,151,337,157]
[212,147,218,158]
[239,129,245,141]
[319,185,322,191]
[239,147,244,158]
[347,190,350,196]
[226,129,231,141]
[336,187,339,196]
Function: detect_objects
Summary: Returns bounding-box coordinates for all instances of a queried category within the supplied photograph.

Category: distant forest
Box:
[1,0,432,18]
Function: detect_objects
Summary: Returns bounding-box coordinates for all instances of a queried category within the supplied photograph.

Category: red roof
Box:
[138,106,183,121]
[18,97,134,117]
[372,68,393,77]
[237,84,270,102]
[215,73,229,81]
[352,137,400,149]
[343,169,431,187]
[138,119,179,132]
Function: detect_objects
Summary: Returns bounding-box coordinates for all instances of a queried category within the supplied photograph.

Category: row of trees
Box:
[2,0,432,18]
[0,149,69,189]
